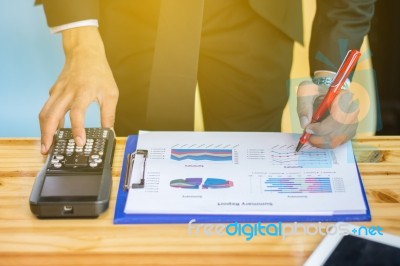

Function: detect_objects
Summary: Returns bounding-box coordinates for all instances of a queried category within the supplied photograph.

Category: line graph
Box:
[270,144,332,168]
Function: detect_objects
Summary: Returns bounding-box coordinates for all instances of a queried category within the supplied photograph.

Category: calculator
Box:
[30,128,116,218]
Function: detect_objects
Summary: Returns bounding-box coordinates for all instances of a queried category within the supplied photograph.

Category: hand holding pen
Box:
[296,49,362,152]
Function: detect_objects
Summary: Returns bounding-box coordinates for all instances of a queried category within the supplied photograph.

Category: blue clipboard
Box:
[113,135,371,224]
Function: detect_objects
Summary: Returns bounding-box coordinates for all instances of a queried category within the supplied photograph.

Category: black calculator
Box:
[30,128,116,218]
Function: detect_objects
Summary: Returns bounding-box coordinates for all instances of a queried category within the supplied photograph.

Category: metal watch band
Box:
[312,76,350,90]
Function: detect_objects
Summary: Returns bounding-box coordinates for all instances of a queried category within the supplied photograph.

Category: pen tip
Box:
[295,142,304,152]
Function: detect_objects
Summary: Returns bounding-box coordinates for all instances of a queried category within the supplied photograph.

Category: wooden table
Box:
[0,137,399,266]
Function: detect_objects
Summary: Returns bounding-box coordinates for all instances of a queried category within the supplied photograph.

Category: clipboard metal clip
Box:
[123,149,148,191]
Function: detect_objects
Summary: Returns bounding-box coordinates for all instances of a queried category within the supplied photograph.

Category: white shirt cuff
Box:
[50,19,99,34]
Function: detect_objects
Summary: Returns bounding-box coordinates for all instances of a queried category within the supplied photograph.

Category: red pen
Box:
[295,49,362,152]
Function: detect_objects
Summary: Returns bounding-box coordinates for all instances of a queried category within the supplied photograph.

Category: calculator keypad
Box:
[47,128,110,172]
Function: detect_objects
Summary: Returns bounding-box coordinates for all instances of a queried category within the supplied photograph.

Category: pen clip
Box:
[330,50,361,90]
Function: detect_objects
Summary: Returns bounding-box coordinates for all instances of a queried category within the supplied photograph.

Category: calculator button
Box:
[65,155,88,167]
[48,128,113,172]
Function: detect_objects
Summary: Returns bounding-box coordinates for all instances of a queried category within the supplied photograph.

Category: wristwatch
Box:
[312,70,351,90]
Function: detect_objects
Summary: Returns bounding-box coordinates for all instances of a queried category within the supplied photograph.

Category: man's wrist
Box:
[312,70,351,90]
[50,19,99,34]
[62,26,105,56]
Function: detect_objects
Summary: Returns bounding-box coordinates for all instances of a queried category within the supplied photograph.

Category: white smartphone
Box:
[304,222,400,266]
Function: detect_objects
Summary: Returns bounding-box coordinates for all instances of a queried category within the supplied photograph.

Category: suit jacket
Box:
[38,0,375,74]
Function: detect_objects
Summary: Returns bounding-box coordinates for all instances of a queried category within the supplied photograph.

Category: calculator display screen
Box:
[40,175,101,201]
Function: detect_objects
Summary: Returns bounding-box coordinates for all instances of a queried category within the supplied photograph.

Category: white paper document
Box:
[124,131,367,216]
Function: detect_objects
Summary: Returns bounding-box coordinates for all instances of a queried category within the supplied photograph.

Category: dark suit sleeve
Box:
[309,0,375,75]
[39,0,99,27]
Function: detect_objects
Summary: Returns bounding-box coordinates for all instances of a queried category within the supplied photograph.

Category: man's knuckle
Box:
[108,90,119,100]
[39,111,55,122]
